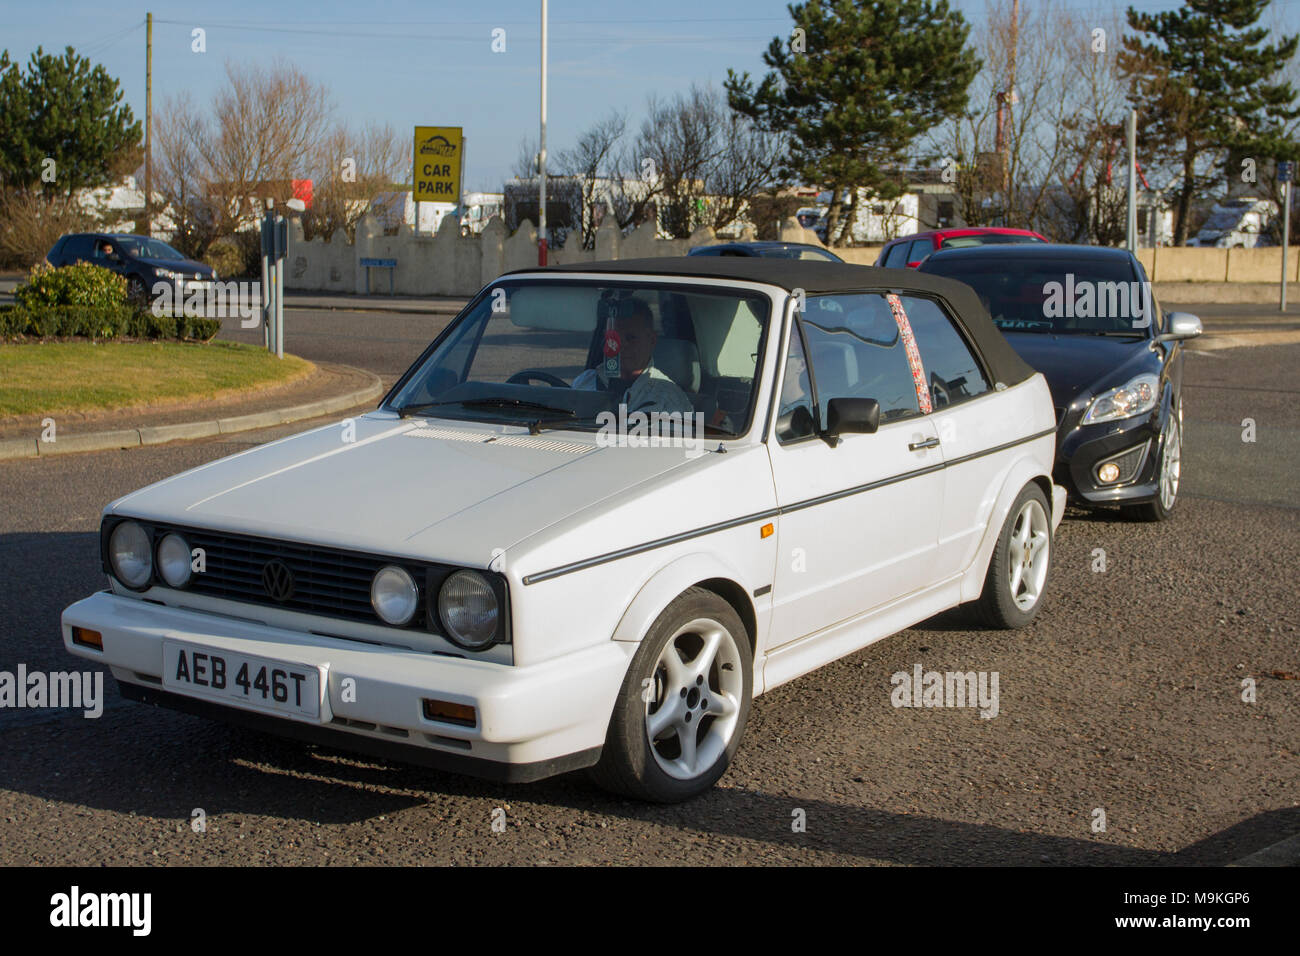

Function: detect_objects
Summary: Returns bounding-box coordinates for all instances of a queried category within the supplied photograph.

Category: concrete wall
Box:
[286,213,1300,296]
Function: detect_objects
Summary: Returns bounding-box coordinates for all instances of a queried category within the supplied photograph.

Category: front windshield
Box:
[922,256,1152,335]
[114,237,185,260]
[387,279,772,436]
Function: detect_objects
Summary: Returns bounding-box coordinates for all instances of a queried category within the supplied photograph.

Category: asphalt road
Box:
[0,308,1296,865]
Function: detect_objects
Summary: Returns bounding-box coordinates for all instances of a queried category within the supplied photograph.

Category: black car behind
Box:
[919,244,1202,521]
[688,241,843,262]
[45,233,216,304]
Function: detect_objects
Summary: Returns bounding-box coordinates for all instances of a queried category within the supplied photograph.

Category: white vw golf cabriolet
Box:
[63,257,1064,802]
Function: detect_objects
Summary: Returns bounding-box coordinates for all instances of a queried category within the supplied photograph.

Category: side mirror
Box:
[825,397,880,438]
[1157,311,1203,342]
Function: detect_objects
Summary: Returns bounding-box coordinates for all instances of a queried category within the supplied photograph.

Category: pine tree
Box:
[0,46,142,195]
[725,0,980,243]
[1119,0,1299,244]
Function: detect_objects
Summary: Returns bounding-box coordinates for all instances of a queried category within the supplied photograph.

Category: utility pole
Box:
[538,0,548,266]
[144,12,152,236]
[1281,162,1293,311]
[1006,0,1017,198]
[1126,109,1137,253]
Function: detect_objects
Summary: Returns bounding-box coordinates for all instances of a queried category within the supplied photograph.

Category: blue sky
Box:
[3,0,1270,190]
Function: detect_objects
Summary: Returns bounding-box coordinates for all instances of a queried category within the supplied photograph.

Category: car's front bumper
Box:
[1054,405,1166,506]
[62,591,633,783]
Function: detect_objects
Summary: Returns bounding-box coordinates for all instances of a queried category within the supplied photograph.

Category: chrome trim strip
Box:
[521,425,1058,585]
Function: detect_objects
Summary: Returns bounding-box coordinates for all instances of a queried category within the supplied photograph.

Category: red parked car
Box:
[875,227,1047,269]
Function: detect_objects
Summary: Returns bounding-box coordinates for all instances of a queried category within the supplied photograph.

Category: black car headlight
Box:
[109,520,153,589]
[438,570,499,649]
[1081,373,1159,425]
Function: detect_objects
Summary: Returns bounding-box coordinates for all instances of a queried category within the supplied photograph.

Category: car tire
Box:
[1123,401,1182,523]
[589,587,752,803]
[976,483,1053,629]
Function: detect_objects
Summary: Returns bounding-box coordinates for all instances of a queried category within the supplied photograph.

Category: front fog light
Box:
[109,521,153,589]
[438,570,499,649]
[157,533,193,587]
[371,565,419,626]
[1097,462,1121,483]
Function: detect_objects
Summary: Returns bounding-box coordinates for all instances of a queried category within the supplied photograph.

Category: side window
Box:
[900,296,991,409]
[64,236,95,263]
[881,242,909,268]
[803,293,921,424]
[774,324,816,444]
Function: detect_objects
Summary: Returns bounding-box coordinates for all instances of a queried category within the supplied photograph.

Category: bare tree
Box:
[0,190,92,268]
[555,111,629,248]
[154,60,332,258]
[1046,11,1136,243]
[633,85,785,239]
[928,0,1080,232]
[303,122,405,241]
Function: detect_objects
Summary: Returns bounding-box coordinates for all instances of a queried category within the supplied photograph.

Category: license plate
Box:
[162,640,324,722]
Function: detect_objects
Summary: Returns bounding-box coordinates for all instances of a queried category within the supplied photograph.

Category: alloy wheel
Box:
[1007,499,1050,611]
[1159,414,1182,512]
[643,617,745,781]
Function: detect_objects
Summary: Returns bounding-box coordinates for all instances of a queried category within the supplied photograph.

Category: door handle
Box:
[908,437,940,451]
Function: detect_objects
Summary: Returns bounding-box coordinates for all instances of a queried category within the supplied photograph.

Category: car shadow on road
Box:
[6,531,1293,865]
[5,701,1295,866]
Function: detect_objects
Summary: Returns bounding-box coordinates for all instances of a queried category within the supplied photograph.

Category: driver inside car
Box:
[573,298,695,419]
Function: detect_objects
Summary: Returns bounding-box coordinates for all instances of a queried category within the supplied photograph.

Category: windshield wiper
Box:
[526,415,598,435]
[396,398,577,419]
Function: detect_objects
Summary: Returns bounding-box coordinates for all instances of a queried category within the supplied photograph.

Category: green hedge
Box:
[14,262,128,309]
[0,304,220,342]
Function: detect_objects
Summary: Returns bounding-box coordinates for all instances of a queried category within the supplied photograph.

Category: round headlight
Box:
[109,521,153,589]
[157,533,193,588]
[371,565,419,626]
[438,570,499,649]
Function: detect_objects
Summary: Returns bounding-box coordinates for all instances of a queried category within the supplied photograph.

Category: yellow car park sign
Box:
[414,126,463,200]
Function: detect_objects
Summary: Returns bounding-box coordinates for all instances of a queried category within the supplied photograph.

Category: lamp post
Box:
[538,0,548,266]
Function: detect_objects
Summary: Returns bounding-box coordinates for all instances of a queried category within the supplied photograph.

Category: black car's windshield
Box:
[922,255,1153,334]
[755,246,840,261]
[387,279,771,436]
[113,237,186,260]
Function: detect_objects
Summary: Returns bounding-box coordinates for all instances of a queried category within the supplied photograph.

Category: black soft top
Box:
[509,256,1035,388]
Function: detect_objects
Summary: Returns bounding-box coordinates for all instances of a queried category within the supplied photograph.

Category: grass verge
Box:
[0,340,313,417]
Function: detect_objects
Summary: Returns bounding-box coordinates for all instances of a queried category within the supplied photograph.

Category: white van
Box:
[1187,199,1278,248]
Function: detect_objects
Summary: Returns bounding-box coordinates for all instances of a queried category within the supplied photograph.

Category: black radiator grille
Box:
[151,523,432,629]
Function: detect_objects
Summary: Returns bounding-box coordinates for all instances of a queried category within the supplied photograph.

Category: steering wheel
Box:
[506,369,571,388]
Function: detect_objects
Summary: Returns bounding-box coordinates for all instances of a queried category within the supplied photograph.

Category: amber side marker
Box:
[72,627,103,650]
[422,698,477,727]
[760,523,774,539]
